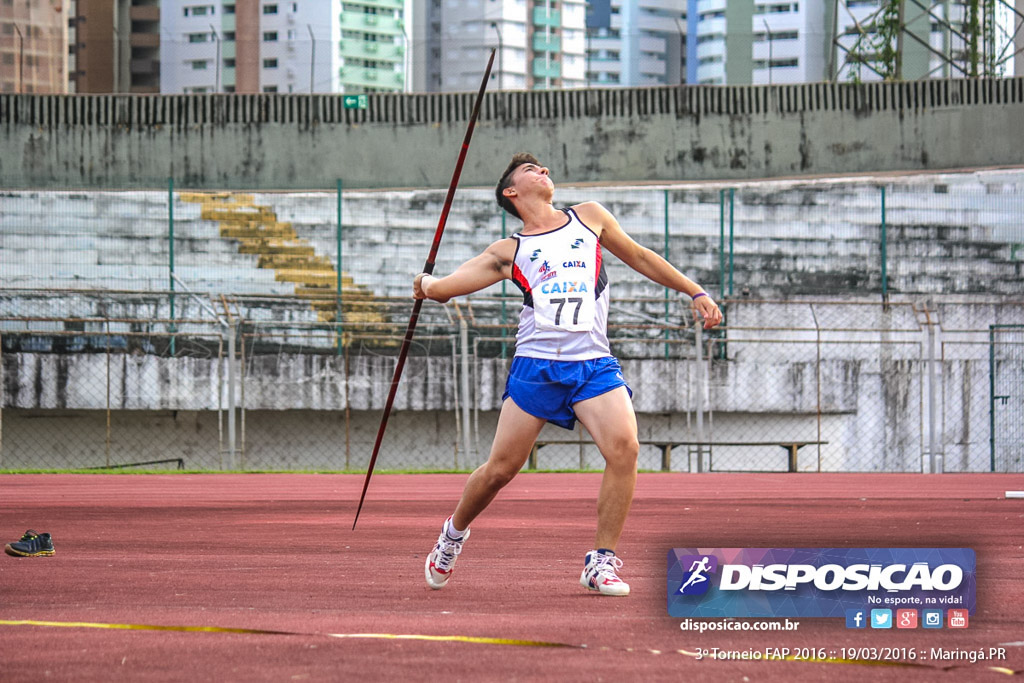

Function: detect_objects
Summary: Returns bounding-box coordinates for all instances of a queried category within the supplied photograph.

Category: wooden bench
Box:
[86,458,185,470]
[527,440,828,472]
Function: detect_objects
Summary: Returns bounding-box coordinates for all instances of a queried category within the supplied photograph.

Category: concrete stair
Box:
[2,170,1021,337]
[180,192,390,331]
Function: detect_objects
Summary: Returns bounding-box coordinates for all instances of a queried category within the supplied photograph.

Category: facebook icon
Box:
[846,609,867,629]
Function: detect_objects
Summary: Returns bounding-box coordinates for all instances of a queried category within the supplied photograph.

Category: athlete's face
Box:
[511,163,554,195]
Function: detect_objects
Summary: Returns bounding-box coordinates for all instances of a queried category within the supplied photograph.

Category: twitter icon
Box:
[870,609,893,629]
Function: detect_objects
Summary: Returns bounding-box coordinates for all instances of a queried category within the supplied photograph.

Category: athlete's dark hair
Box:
[495,153,540,220]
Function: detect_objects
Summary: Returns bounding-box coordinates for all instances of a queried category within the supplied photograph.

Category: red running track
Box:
[1,473,1022,682]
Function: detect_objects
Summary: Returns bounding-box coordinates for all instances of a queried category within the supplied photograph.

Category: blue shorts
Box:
[502,356,633,431]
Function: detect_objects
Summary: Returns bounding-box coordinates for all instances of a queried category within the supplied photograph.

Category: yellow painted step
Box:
[257,253,333,269]
[294,283,361,298]
[274,269,338,286]
[190,192,392,336]
[221,223,297,240]
[308,300,386,314]
[296,287,374,300]
[238,240,315,256]
[202,207,277,222]
[319,313,395,327]
[180,191,237,203]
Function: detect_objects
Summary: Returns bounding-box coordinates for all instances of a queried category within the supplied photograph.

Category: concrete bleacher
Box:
[0,190,392,337]
[272,170,1024,304]
[1,191,288,295]
[2,172,1021,472]
[2,169,1022,323]
[269,189,504,302]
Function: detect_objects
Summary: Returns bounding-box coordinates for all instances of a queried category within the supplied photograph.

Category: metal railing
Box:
[2,292,1020,473]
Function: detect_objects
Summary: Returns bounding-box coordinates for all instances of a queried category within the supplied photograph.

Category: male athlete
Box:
[414,153,722,596]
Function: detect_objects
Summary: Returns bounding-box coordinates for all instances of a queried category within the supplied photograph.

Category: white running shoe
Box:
[425,518,470,590]
[580,550,630,596]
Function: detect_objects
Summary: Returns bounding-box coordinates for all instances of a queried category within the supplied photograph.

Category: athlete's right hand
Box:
[692,294,723,329]
[413,272,432,300]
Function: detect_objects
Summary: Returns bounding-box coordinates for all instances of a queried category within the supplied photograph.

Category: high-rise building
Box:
[250,0,341,93]
[67,0,160,94]
[160,1,337,94]
[412,0,587,92]
[1,0,67,94]
[338,0,410,94]
[752,1,829,85]
[162,2,229,93]
[686,0,821,86]
[128,0,161,93]
[586,0,687,88]
[688,1,1016,86]
[160,1,406,94]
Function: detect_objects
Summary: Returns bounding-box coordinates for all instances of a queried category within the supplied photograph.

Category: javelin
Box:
[353,49,497,529]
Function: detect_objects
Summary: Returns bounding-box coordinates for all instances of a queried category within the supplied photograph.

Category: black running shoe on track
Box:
[4,530,55,557]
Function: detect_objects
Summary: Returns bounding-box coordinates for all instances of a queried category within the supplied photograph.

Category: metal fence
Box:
[990,325,1024,471]
[2,177,1022,470]
[1,291,1021,473]
[4,178,1022,302]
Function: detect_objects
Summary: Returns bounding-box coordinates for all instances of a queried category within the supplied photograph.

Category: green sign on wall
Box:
[343,95,368,110]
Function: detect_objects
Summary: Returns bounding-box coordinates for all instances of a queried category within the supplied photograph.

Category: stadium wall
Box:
[1,341,1015,473]
[2,78,1024,190]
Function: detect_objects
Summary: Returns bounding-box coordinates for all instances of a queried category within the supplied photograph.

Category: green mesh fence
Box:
[1,174,1022,471]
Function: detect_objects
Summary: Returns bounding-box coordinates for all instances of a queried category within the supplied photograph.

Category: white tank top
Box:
[509,208,611,361]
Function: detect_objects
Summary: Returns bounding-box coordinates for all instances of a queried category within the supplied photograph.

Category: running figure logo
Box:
[537,260,557,282]
[677,554,718,595]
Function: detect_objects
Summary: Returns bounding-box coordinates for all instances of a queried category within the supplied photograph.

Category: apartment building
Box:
[689,1,1017,86]
[1,0,67,93]
[159,1,331,94]
[586,0,686,87]
[412,0,586,92]
[338,0,411,94]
